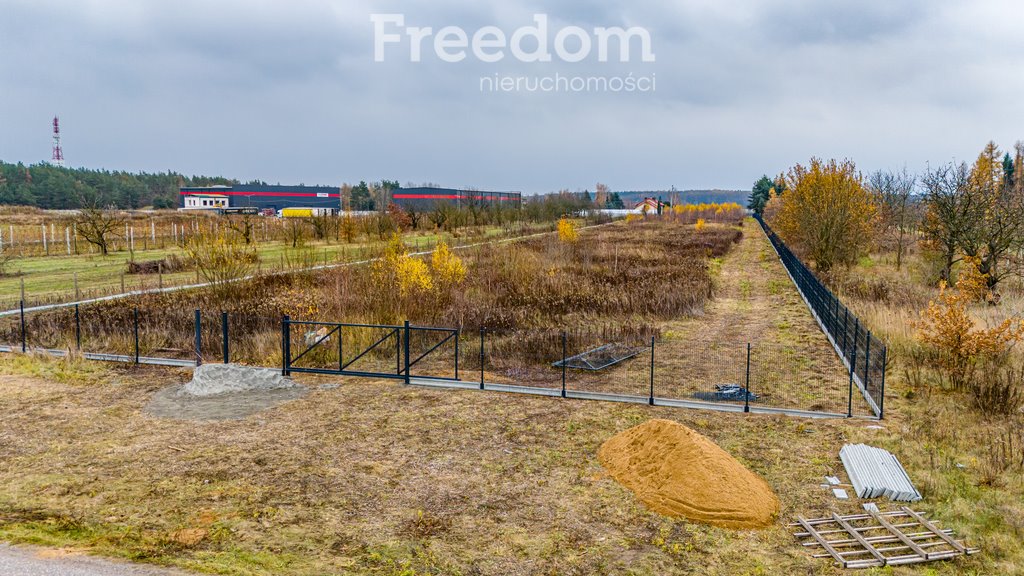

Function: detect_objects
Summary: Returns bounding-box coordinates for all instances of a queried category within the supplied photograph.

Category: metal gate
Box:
[281,316,459,382]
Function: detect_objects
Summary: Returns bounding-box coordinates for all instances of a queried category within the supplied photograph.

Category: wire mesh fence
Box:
[755,216,887,417]
[1,302,881,418]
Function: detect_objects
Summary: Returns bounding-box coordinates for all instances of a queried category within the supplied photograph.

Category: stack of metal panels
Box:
[840,444,921,502]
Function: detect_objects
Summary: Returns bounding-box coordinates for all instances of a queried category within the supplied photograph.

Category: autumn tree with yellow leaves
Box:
[766,158,877,273]
[958,141,1024,288]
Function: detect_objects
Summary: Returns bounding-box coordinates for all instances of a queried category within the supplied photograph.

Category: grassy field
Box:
[0,222,551,310]
[0,218,1019,575]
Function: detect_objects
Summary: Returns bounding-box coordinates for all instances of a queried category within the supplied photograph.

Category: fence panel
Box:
[755,216,886,417]
[563,330,650,400]
[484,328,562,390]
[653,341,747,408]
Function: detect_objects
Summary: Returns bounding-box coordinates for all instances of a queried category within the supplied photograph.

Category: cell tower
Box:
[51,116,65,167]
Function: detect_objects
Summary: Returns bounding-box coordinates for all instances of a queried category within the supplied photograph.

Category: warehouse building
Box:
[179,184,341,213]
[391,187,522,211]
[179,184,520,213]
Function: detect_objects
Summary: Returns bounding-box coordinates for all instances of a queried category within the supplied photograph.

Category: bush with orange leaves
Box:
[694,218,707,232]
[914,258,1024,390]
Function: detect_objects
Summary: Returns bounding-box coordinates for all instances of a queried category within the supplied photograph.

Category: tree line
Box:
[749,140,1024,289]
[0,160,237,209]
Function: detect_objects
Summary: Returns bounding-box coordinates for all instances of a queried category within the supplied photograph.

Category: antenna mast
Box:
[51,116,65,167]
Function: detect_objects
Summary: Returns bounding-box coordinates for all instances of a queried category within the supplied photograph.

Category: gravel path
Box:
[0,544,192,576]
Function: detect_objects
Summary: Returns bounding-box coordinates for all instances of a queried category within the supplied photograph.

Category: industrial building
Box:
[390,187,521,211]
[179,184,521,214]
[180,184,341,214]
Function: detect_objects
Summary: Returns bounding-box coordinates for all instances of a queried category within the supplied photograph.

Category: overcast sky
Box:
[1,0,1021,194]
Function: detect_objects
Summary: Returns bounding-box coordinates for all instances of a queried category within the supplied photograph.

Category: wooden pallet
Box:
[791,507,979,569]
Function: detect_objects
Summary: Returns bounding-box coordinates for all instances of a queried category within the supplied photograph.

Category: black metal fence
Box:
[1,304,876,418]
[755,215,887,418]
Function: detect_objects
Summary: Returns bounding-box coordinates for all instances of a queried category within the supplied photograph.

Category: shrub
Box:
[431,241,466,287]
[914,258,1024,390]
[183,231,259,293]
[971,362,1024,415]
[557,218,579,243]
[695,218,707,232]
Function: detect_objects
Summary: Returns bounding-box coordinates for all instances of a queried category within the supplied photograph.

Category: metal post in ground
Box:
[454,330,460,381]
[479,327,485,390]
[74,304,81,350]
[194,309,202,366]
[19,300,26,353]
[648,336,655,406]
[847,319,859,418]
[841,307,849,357]
[561,331,567,398]
[878,346,887,420]
[744,343,751,413]
[221,312,229,364]
[403,320,411,385]
[864,330,872,401]
[281,314,290,376]
[133,308,140,364]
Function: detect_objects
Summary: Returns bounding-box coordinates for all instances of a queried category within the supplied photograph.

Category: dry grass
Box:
[0,354,971,576]
[1,221,1018,574]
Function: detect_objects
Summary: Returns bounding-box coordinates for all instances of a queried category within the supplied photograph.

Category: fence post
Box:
[281,314,290,376]
[194,309,202,366]
[561,331,567,398]
[403,320,411,385]
[19,300,26,353]
[847,319,859,418]
[133,308,139,364]
[878,346,887,420]
[744,343,751,413]
[221,312,229,364]
[454,330,460,381]
[841,307,849,358]
[864,330,872,409]
[479,327,485,390]
[74,304,81,350]
[648,336,655,406]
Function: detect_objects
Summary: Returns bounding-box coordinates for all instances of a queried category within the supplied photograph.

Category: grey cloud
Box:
[0,0,1019,192]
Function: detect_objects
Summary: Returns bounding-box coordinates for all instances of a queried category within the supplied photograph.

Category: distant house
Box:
[181,193,229,210]
[633,197,670,213]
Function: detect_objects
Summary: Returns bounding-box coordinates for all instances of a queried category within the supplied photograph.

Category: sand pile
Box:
[598,419,779,529]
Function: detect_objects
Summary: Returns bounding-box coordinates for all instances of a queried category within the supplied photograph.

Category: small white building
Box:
[181,194,229,210]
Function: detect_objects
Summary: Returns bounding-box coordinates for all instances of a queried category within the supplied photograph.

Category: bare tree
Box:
[868,168,917,270]
[0,242,13,276]
[595,183,610,207]
[340,215,358,243]
[307,213,337,241]
[226,214,257,244]
[920,162,973,283]
[284,218,306,248]
[340,183,353,212]
[75,207,124,256]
